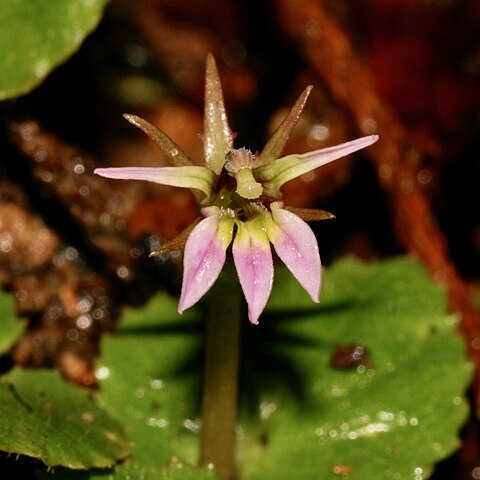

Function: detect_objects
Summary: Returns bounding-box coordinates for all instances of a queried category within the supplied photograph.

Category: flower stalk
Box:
[199,260,241,480]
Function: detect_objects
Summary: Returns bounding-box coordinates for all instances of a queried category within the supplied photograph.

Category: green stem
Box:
[199,259,241,480]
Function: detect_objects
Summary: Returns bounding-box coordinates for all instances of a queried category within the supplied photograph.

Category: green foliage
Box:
[0,0,109,100]
[0,288,25,354]
[37,461,217,480]
[92,292,212,477]
[55,256,469,479]
[239,257,472,479]
[0,288,129,471]
[0,368,129,469]
[37,295,216,479]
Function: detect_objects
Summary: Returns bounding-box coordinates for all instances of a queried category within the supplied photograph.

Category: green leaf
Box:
[0,368,129,469]
[38,297,217,479]
[240,257,472,479]
[0,289,25,354]
[93,293,214,477]
[105,461,217,480]
[0,0,109,100]
[38,460,217,480]
[91,256,470,479]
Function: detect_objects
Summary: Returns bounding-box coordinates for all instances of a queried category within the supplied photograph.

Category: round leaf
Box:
[240,257,472,479]
[0,0,109,100]
[95,257,471,479]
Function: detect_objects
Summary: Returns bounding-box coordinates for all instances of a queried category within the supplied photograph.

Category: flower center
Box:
[224,148,255,173]
[224,148,263,200]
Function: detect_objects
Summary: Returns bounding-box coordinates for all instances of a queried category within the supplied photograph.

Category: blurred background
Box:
[1,0,479,477]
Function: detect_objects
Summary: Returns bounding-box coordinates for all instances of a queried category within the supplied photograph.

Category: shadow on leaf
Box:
[239,299,355,415]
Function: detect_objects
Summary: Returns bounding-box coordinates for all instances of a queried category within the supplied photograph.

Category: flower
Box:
[95,55,378,324]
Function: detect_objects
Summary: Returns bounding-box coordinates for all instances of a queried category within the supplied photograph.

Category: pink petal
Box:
[94,165,215,200]
[268,202,321,302]
[178,207,233,313]
[232,220,273,324]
